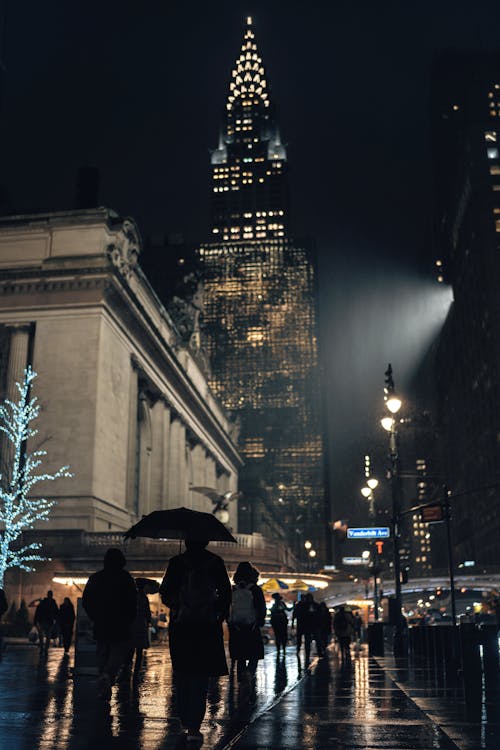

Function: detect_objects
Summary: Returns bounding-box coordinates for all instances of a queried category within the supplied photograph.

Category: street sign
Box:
[342,556,365,565]
[347,526,390,539]
[421,504,443,523]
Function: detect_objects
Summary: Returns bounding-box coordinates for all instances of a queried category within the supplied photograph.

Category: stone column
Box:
[125,367,139,513]
[6,324,31,399]
[161,403,171,509]
[168,417,186,507]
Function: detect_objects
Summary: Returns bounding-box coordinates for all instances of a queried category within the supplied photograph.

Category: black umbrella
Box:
[124,507,237,543]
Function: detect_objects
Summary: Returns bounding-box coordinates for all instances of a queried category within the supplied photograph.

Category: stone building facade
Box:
[0,208,242,558]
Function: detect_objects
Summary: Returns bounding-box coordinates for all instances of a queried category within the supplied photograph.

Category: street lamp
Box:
[367,478,379,490]
[382,364,403,643]
[309,549,317,558]
[304,540,312,550]
[360,486,372,498]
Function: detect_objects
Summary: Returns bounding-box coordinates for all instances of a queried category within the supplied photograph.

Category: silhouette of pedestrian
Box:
[82,548,137,700]
[318,601,332,653]
[160,538,231,745]
[58,597,75,654]
[125,578,152,680]
[34,590,59,652]
[229,562,266,682]
[293,592,322,663]
[270,592,289,656]
[333,605,354,662]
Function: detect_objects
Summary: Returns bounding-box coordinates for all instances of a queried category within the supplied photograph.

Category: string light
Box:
[0,367,73,586]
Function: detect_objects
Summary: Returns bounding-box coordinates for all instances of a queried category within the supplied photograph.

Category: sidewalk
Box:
[225,647,459,750]
[376,652,500,750]
[1,640,486,749]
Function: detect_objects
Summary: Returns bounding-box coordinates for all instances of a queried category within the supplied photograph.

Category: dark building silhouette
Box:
[432,52,500,566]
[198,18,326,559]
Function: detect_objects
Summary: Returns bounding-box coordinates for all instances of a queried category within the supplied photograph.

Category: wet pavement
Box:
[0,639,491,749]
[377,652,500,750]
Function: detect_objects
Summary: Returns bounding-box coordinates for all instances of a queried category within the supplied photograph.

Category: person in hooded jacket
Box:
[82,548,137,700]
[270,593,289,656]
[160,538,231,745]
[228,562,266,681]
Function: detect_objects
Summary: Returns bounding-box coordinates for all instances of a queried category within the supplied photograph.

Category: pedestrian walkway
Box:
[377,653,500,750]
[226,647,458,750]
[0,641,472,749]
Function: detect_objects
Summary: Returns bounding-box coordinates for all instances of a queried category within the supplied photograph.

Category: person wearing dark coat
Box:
[270,593,289,656]
[228,562,266,681]
[318,601,333,652]
[34,590,59,652]
[160,538,231,745]
[82,548,137,700]
[125,578,152,678]
[292,592,322,662]
[58,597,76,653]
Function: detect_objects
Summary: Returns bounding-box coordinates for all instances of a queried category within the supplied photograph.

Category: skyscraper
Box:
[198,18,326,559]
[432,52,500,565]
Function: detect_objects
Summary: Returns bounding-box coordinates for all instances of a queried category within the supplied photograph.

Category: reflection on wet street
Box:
[0,643,303,749]
[0,641,483,748]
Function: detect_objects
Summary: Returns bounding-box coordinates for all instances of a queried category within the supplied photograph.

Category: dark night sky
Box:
[1,1,499,530]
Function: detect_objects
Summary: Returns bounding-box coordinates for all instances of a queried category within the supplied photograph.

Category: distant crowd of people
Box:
[0,544,363,745]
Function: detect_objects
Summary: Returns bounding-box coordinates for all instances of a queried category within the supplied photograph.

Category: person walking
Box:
[0,588,7,659]
[82,548,137,700]
[160,538,231,745]
[229,562,266,682]
[292,592,322,663]
[58,597,75,654]
[125,578,152,679]
[34,591,59,652]
[333,605,355,662]
[318,601,332,653]
[270,592,289,656]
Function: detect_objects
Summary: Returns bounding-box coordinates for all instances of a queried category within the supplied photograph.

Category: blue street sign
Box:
[347,526,390,539]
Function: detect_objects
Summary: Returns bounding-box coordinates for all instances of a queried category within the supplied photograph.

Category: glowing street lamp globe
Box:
[309,549,317,558]
[380,416,394,432]
[361,486,372,498]
[367,478,379,490]
[386,396,402,414]
[304,540,312,550]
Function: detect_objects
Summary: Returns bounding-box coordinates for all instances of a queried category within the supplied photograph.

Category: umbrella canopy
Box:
[124,507,237,543]
[262,578,289,593]
[289,579,310,591]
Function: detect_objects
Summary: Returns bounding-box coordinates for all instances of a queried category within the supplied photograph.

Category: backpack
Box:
[230,583,256,626]
[175,562,218,625]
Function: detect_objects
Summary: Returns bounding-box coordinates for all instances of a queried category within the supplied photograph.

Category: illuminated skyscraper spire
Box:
[200,19,325,560]
[210,17,287,242]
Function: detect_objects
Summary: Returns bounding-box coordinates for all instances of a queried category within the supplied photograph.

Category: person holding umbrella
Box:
[159,537,231,745]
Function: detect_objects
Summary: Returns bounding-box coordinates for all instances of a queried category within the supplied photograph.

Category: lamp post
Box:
[361,455,380,620]
[380,364,403,631]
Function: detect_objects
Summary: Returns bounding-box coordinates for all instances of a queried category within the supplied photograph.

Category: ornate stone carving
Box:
[107,219,141,277]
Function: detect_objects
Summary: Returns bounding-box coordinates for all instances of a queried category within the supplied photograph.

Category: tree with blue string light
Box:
[0,367,72,587]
